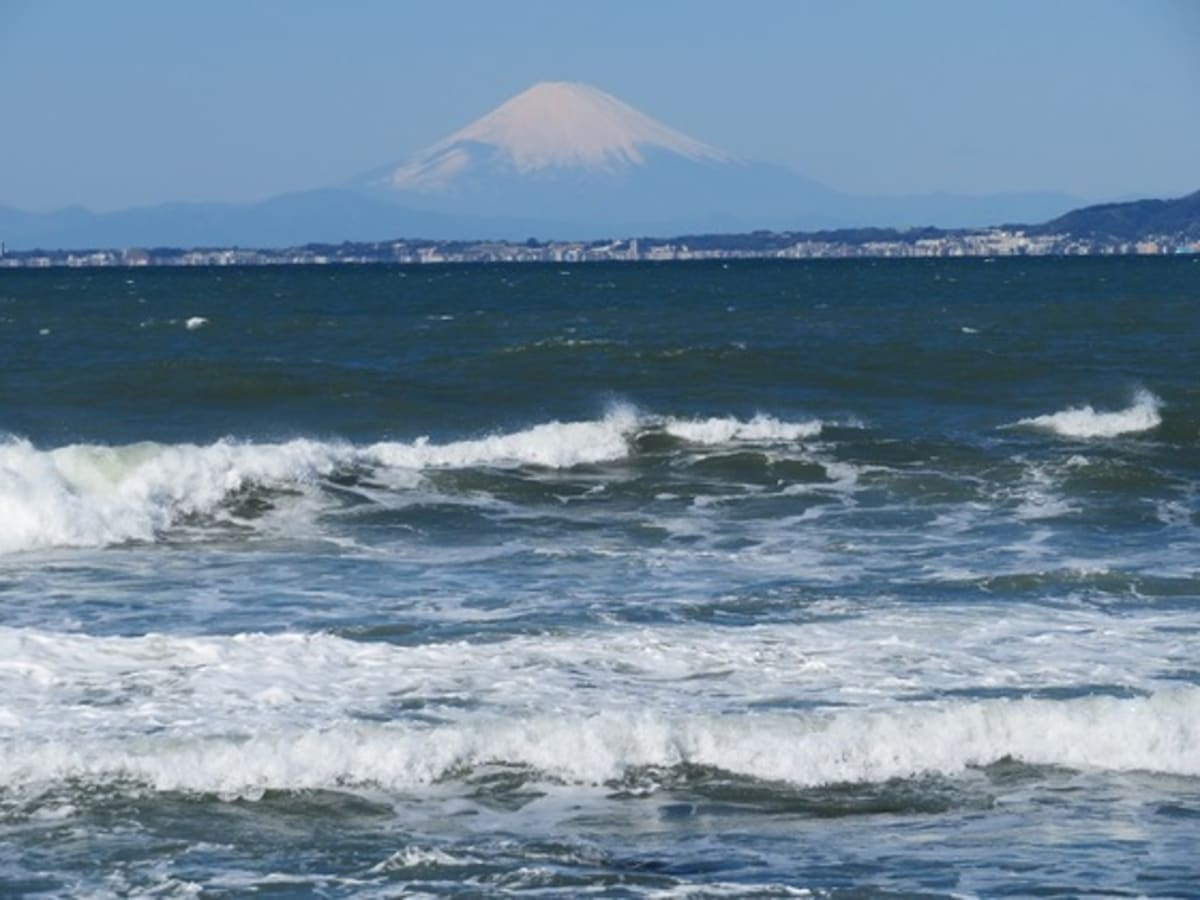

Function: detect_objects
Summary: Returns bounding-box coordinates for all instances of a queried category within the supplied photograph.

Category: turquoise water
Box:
[1,258,1199,897]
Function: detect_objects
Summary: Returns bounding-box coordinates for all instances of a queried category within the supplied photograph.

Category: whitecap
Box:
[1014,389,1162,438]
[3,690,1197,798]
[367,405,640,470]
[368,846,477,873]
[0,412,640,553]
[0,436,348,554]
[0,407,844,554]
[2,608,1190,782]
[662,414,823,445]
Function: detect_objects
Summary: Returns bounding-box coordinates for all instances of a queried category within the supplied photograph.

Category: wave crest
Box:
[0,436,345,554]
[662,414,823,445]
[4,690,1197,800]
[1016,389,1162,438]
[0,408,829,553]
[368,406,638,470]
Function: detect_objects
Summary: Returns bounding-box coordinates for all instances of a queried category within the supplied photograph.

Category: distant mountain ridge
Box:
[1,81,1185,252]
[0,193,564,252]
[1032,190,1200,241]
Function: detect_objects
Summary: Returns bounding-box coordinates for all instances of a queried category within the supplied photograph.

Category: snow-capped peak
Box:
[385,81,728,191]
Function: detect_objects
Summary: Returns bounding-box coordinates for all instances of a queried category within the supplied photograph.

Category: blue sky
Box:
[2,0,1197,212]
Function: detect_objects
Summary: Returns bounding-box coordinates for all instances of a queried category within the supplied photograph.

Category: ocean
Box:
[1,257,1198,897]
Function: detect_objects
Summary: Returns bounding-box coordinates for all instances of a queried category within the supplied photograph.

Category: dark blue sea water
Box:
[1,257,1199,897]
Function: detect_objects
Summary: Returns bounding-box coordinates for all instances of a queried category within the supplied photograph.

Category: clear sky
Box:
[2,0,1197,212]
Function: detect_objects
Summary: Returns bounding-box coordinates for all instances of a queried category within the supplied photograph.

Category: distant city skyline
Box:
[2,0,1198,214]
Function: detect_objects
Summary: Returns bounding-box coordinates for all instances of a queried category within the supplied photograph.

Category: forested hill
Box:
[1033,190,1200,241]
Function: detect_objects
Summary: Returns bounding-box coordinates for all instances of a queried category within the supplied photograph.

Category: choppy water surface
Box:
[1,258,1198,897]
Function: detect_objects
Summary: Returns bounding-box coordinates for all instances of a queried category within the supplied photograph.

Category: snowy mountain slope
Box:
[380,81,728,190]
[354,81,846,229]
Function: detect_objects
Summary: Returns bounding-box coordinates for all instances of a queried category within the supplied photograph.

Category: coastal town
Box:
[1,224,1197,269]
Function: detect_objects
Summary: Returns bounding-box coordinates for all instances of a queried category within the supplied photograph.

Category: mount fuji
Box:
[348,81,1077,237]
[352,81,849,234]
[2,81,1080,250]
[376,82,732,187]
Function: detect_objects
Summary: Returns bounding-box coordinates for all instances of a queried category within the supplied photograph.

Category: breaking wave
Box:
[0,436,343,554]
[3,690,1196,800]
[0,408,825,553]
[1015,389,1163,438]
[662,414,823,445]
[2,625,1196,802]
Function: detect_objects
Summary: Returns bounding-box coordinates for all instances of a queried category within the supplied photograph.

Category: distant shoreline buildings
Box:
[0,225,1196,269]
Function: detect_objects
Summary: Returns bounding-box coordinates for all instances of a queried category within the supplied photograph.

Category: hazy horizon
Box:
[2,0,1198,215]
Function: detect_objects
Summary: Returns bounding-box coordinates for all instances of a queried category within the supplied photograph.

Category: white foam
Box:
[647,884,814,899]
[0,409,838,553]
[1,604,1195,800]
[0,436,346,553]
[1010,461,1077,521]
[184,316,208,330]
[2,690,1196,799]
[0,414,636,553]
[368,847,478,873]
[1015,389,1162,438]
[662,414,823,445]
[368,406,638,470]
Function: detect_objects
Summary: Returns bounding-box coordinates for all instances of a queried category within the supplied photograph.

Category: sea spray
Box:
[1016,388,1163,438]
